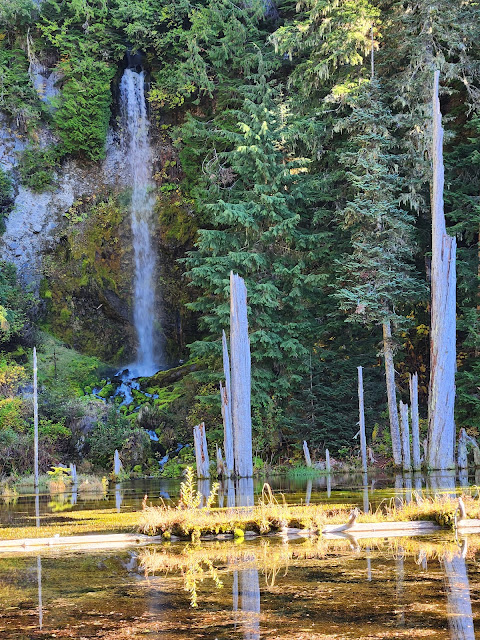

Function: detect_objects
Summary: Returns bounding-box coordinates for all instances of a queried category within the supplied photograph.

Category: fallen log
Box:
[0,533,162,554]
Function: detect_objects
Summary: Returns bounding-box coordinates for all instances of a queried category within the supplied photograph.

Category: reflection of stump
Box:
[443,540,475,639]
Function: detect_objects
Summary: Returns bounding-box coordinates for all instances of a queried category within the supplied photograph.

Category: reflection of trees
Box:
[443,539,475,640]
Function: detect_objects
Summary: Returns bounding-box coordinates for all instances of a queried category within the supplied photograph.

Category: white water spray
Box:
[119,68,162,377]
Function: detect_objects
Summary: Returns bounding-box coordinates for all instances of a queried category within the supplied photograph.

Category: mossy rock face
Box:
[139,361,198,390]
[44,194,136,363]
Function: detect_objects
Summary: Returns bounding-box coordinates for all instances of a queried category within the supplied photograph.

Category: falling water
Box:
[119,68,161,377]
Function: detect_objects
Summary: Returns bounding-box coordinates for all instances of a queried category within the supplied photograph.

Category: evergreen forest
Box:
[1,0,480,476]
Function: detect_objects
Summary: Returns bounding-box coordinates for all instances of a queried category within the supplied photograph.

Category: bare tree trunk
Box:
[230,273,253,478]
[303,441,312,467]
[222,330,234,477]
[216,444,225,477]
[357,366,368,473]
[409,373,421,471]
[383,322,402,466]
[33,347,39,488]
[427,70,457,470]
[458,428,468,470]
[193,422,210,479]
[325,448,331,474]
[465,433,480,467]
[399,401,411,471]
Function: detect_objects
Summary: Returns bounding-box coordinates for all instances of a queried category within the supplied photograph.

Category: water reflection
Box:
[234,567,260,640]
[443,539,475,639]
[2,535,480,639]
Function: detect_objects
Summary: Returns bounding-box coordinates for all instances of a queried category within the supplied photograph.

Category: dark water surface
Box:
[0,534,478,639]
[1,470,477,528]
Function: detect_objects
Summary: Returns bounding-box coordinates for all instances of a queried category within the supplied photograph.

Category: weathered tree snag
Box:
[222,330,234,477]
[443,539,475,640]
[383,321,402,466]
[33,347,39,488]
[427,70,457,470]
[357,366,368,473]
[114,449,122,476]
[305,479,312,505]
[193,422,210,479]
[216,444,225,477]
[399,401,411,471]
[409,373,421,471]
[230,272,253,478]
[303,441,312,467]
[465,433,480,467]
[325,448,331,474]
[458,428,468,470]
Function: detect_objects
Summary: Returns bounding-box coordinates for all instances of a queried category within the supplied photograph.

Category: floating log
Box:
[230,272,253,478]
[323,516,440,537]
[222,330,234,477]
[303,441,312,467]
[399,401,411,471]
[409,373,421,471]
[0,533,162,554]
[193,422,210,479]
[357,366,368,473]
[455,497,480,532]
[427,70,457,470]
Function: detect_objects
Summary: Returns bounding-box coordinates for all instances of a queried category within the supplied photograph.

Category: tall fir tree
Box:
[183,58,325,452]
[334,77,422,465]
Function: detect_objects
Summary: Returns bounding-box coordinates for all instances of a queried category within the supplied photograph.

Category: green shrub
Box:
[18,145,63,191]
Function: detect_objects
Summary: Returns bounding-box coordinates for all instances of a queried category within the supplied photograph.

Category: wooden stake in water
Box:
[221,329,234,477]
[33,347,39,489]
[230,272,253,478]
[357,366,367,473]
[399,401,411,471]
[303,441,312,467]
[409,373,421,471]
[193,422,210,479]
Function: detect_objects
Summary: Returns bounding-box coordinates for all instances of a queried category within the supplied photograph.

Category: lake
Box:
[0,472,478,638]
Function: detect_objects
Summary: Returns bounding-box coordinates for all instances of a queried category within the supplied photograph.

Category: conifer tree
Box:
[335,77,421,466]
[184,57,324,449]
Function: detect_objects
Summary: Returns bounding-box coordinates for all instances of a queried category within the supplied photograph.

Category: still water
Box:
[1,470,476,529]
[0,534,477,639]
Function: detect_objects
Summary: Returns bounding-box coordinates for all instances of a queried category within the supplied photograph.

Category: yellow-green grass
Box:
[1,492,479,542]
[139,493,480,539]
[0,508,139,540]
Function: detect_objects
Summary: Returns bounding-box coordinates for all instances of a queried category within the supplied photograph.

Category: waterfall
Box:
[119,68,162,377]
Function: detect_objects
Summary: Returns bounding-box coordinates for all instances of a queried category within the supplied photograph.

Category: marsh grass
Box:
[139,484,480,539]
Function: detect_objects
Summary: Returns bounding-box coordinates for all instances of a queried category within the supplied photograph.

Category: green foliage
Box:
[18,145,62,191]
[0,167,13,230]
[184,58,327,448]
[0,42,42,131]
[334,78,422,328]
[86,408,132,469]
[0,262,29,344]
